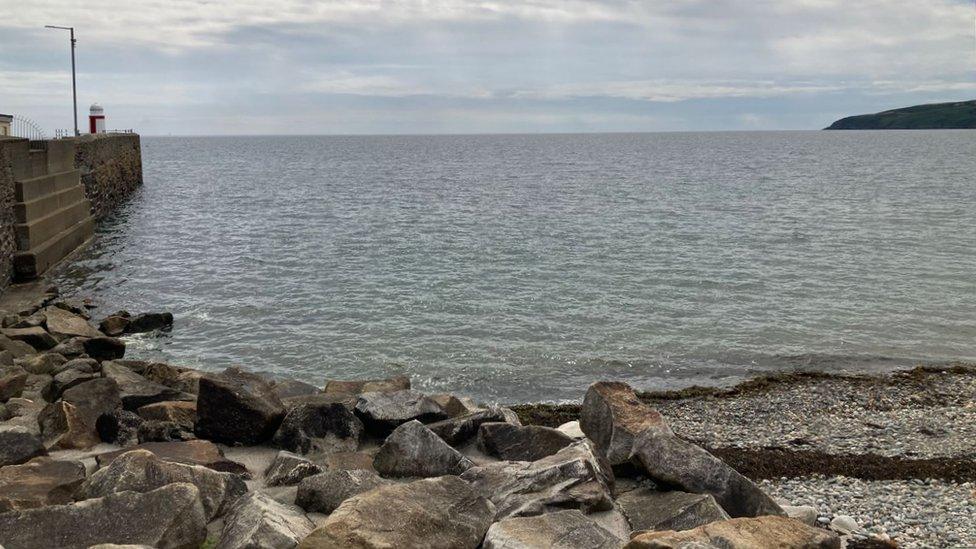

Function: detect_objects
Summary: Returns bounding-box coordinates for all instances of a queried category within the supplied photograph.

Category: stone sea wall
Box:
[73,133,143,220]
[0,138,30,288]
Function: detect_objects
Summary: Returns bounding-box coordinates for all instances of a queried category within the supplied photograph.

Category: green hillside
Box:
[825,100,976,130]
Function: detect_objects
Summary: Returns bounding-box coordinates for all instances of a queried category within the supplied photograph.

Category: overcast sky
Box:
[1,0,974,135]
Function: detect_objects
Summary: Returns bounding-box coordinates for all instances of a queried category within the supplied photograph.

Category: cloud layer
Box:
[1,0,973,134]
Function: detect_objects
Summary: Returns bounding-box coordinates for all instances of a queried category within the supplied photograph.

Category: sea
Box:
[50,131,976,403]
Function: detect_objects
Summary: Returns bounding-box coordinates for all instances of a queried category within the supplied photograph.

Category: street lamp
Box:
[45,25,79,137]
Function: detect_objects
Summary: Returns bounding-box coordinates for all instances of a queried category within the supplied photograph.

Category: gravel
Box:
[761,475,976,549]
[648,367,976,459]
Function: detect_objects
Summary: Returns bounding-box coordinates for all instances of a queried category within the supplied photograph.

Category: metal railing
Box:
[10,115,47,140]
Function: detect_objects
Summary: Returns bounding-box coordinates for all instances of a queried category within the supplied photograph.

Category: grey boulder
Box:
[195,367,286,445]
[461,440,615,519]
[580,381,672,465]
[298,476,494,549]
[295,469,389,514]
[216,492,315,549]
[617,488,730,532]
[0,482,207,549]
[425,405,521,446]
[101,361,192,410]
[483,509,624,549]
[477,422,575,461]
[81,448,247,521]
[0,426,47,467]
[272,402,363,455]
[373,420,474,477]
[0,457,87,512]
[629,427,784,518]
[353,389,446,434]
[264,450,324,486]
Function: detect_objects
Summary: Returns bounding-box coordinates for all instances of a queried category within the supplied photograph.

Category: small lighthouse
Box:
[89,103,105,134]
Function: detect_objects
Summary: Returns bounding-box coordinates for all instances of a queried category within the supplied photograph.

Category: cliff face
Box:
[825,100,976,130]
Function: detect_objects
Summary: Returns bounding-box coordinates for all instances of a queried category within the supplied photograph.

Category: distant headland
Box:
[825,100,976,130]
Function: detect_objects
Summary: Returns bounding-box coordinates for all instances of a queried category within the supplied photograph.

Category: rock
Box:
[42,306,102,339]
[373,420,474,477]
[0,349,12,366]
[617,488,730,532]
[137,419,195,442]
[460,440,615,519]
[264,450,324,486]
[99,314,130,337]
[324,375,410,397]
[425,405,521,446]
[580,381,672,466]
[353,389,446,434]
[430,393,481,417]
[0,457,86,511]
[14,352,66,375]
[784,505,819,526]
[629,427,783,518]
[295,469,388,514]
[49,337,89,358]
[96,440,248,476]
[298,476,493,549]
[39,378,121,449]
[2,398,44,434]
[322,451,376,471]
[20,373,52,402]
[96,409,143,445]
[272,378,320,399]
[273,402,363,455]
[0,365,27,402]
[45,368,97,401]
[216,492,315,549]
[1,327,57,351]
[124,312,174,334]
[478,422,575,461]
[483,509,624,549]
[6,311,45,329]
[0,426,46,466]
[557,420,586,440]
[52,357,98,375]
[0,335,35,358]
[51,299,89,318]
[83,336,126,361]
[625,515,840,549]
[282,392,356,411]
[830,514,860,534]
[101,361,192,410]
[136,400,196,429]
[195,368,286,445]
[82,449,247,521]
[0,482,207,549]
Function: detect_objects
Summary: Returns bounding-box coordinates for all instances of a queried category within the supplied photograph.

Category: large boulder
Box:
[137,419,195,443]
[324,375,410,397]
[429,393,480,417]
[295,469,389,514]
[101,361,193,410]
[298,476,494,549]
[42,306,102,339]
[99,313,130,336]
[617,488,730,532]
[0,482,208,549]
[373,420,474,477]
[0,334,36,358]
[580,381,672,466]
[483,509,624,549]
[353,389,446,434]
[625,515,841,549]
[1,327,57,350]
[477,422,575,461]
[14,352,66,375]
[216,492,315,549]
[264,450,324,486]
[39,378,121,449]
[272,402,363,455]
[195,368,286,445]
[96,409,143,446]
[81,449,246,521]
[124,312,174,334]
[0,426,47,466]
[95,440,248,476]
[82,337,126,361]
[461,440,614,520]
[45,368,98,401]
[425,405,521,446]
[2,398,44,434]
[136,400,196,429]
[630,428,784,518]
[0,365,27,402]
[0,457,87,512]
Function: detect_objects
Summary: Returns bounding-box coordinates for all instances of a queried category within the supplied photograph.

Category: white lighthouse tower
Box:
[89,103,105,134]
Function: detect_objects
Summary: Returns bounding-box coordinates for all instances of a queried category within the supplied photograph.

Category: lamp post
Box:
[44,25,79,137]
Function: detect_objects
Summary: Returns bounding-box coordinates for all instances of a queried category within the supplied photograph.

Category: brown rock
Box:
[0,365,28,402]
[0,457,87,512]
[136,400,197,429]
[625,515,841,549]
[477,422,575,461]
[322,451,377,472]
[0,334,36,358]
[580,381,673,465]
[43,306,102,339]
[99,315,130,337]
[95,439,248,476]
[1,327,57,351]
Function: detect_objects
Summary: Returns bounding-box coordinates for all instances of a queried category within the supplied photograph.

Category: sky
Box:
[1,0,974,135]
